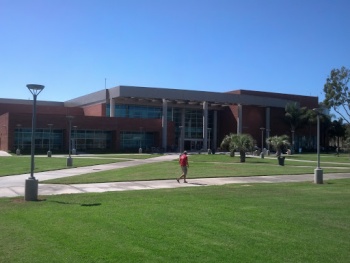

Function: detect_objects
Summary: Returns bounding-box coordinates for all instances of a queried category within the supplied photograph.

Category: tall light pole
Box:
[313,108,323,184]
[47,124,53,157]
[25,84,44,201]
[66,116,74,167]
[207,128,212,151]
[16,124,21,155]
[139,127,143,153]
[74,126,78,154]
[72,125,77,155]
[260,127,265,157]
[291,129,295,154]
[266,128,271,155]
[179,126,183,153]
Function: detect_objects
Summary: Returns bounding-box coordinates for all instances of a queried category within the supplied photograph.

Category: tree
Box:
[267,135,290,157]
[328,118,346,148]
[323,66,350,124]
[285,102,308,130]
[220,133,254,162]
[284,102,308,153]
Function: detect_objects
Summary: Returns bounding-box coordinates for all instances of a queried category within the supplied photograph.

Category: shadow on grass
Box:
[10,197,102,207]
[188,182,208,186]
[48,200,102,207]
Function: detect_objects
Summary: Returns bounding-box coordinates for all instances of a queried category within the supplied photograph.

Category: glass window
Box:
[120,131,155,151]
[14,128,112,152]
[14,128,64,151]
[71,130,112,150]
[107,104,162,119]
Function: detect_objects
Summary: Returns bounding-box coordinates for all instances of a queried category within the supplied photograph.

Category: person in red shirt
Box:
[177,151,189,183]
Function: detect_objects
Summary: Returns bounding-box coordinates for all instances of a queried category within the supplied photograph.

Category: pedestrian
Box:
[177,151,189,183]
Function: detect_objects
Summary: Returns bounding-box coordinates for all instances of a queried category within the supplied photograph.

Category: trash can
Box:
[278,156,285,166]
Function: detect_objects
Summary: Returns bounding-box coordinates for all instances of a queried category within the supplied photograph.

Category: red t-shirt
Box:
[179,154,188,167]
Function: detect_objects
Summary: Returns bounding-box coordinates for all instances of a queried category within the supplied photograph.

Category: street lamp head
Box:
[27,84,45,96]
[313,107,326,115]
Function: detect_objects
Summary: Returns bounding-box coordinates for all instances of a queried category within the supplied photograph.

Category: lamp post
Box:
[72,125,77,155]
[266,128,271,155]
[139,127,143,153]
[260,127,265,158]
[25,84,44,201]
[291,129,295,154]
[16,124,21,155]
[207,128,212,151]
[313,108,323,184]
[179,126,183,153]
[47,124,53,157]
[66,116,74,167]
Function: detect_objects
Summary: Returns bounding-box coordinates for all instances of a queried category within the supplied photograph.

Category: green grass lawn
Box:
[42,153,350,184]
[279,152,350,163]
[0,154,159,177]
[1,179,349,263]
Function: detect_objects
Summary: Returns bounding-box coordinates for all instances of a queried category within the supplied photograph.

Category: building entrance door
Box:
[184,139,203,151]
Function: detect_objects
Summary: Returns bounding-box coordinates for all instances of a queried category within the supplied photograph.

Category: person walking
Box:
[177,151,189,183]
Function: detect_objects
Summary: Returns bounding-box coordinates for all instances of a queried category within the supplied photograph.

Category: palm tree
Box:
[267,135,291,157]
[329,118,346,149]
[220,133,254,162]
[285,102,308,153]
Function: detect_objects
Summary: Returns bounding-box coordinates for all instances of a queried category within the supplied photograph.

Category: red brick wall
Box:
[0,113,9,151]
[241,105,266,142]
[83,103,106,117]
[217,107,237,145]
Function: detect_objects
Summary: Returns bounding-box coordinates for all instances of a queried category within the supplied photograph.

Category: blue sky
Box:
[1,0,349,103]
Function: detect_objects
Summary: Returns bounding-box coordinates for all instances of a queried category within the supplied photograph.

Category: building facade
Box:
[0,86,319,154]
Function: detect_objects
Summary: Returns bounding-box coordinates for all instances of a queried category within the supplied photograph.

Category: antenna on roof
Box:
[105,78,107,89]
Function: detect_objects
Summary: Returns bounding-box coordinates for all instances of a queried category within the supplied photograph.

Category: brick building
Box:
[0,85,319,154]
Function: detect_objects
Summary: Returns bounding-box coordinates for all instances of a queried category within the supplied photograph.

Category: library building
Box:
[0,85,318,154]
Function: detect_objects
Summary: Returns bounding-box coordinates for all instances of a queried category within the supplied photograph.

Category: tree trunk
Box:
[240,150,246,162]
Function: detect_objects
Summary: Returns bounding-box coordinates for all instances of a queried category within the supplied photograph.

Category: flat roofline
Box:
[62,85,311,108]
[229,89,319,100]
[111,86,294,108]
[0,98,64,106]
[64,89,107,107]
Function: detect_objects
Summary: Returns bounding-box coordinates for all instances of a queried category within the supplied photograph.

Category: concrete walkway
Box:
[1,153,350,198]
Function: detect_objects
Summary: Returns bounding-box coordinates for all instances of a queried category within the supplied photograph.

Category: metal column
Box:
[203,101,208,150]
[162,99,167,150]
[213,110,218,151]
[110,98,115,117]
